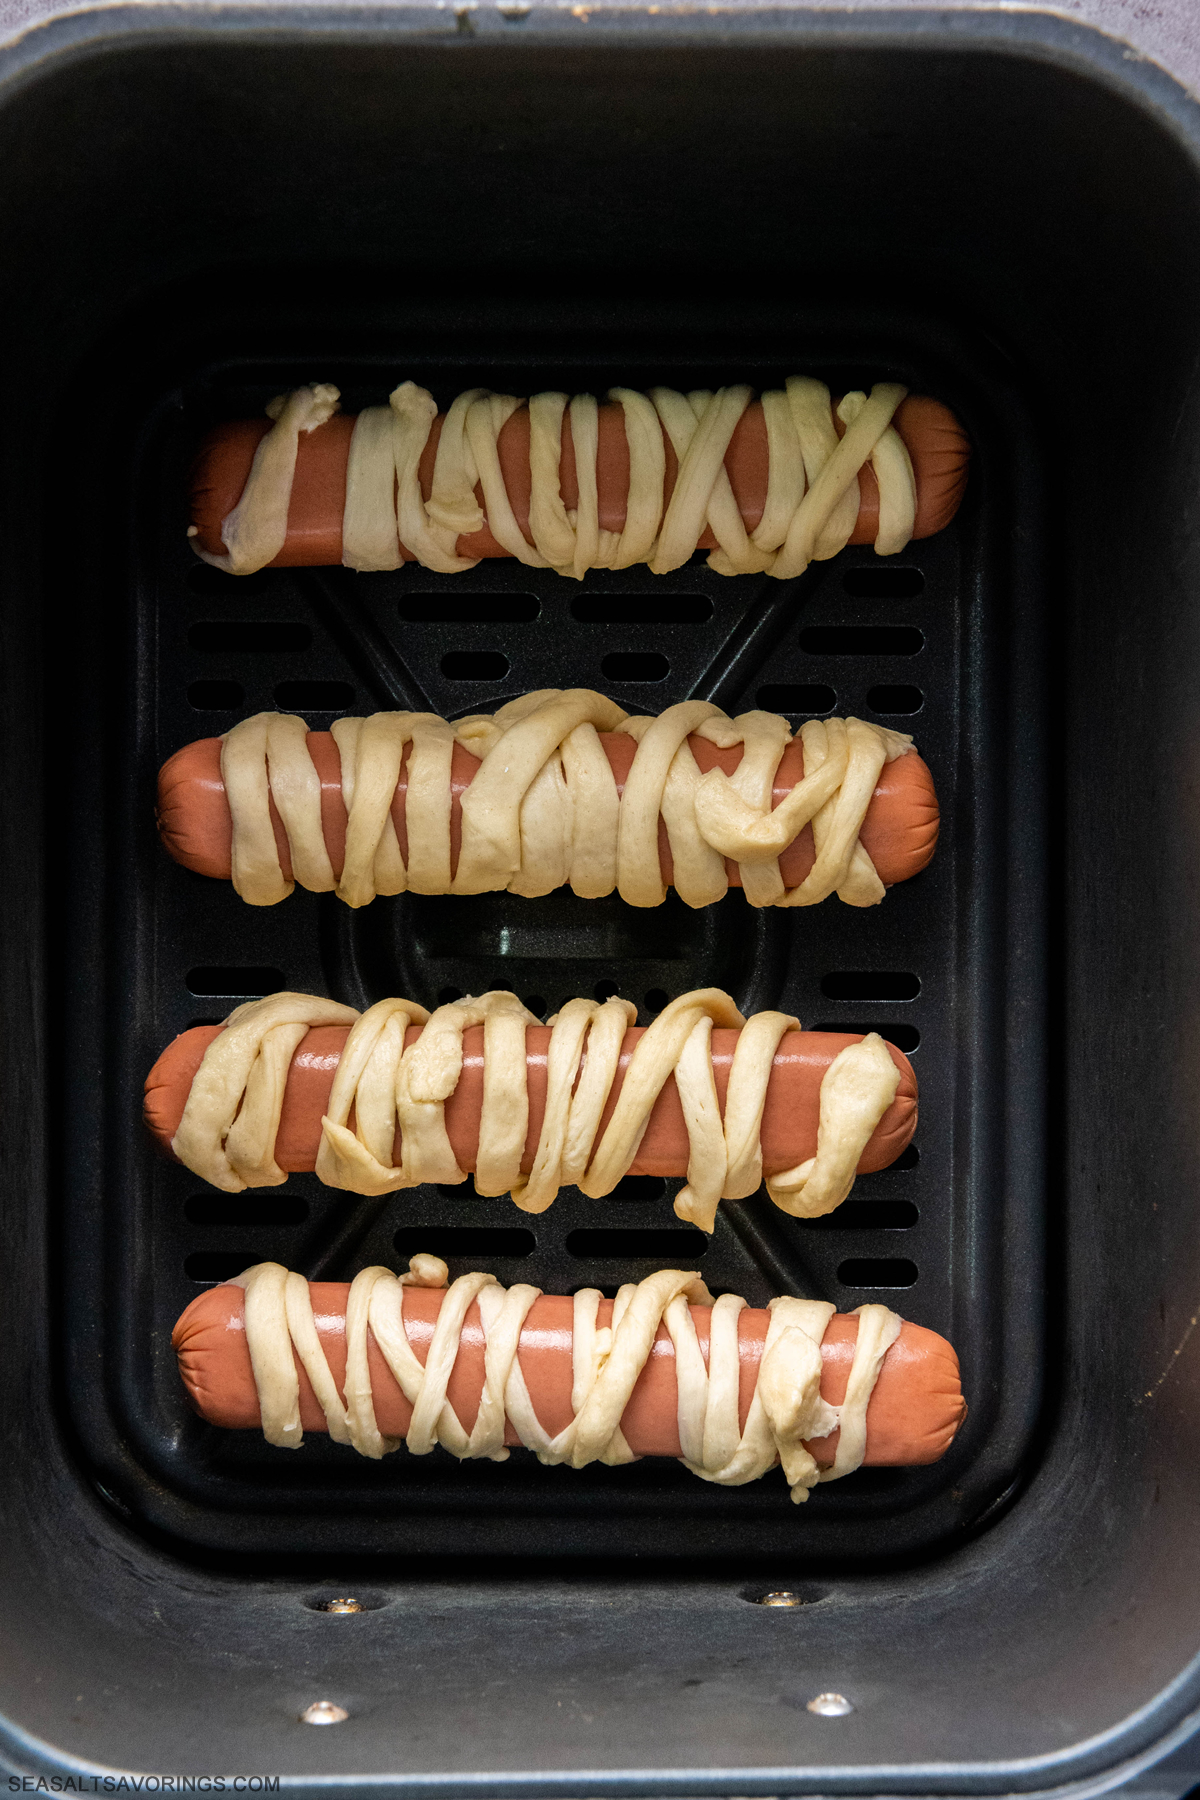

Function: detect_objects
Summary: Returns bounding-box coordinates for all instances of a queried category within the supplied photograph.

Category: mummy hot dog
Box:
[157,691,939,910]
[173,1257,965,1498]
[146,989,915,1228]
[189,379,970,579]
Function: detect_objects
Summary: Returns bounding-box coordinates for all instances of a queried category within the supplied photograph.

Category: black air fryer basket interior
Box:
[94,340,1038,1563]
[3,6,1200,1789]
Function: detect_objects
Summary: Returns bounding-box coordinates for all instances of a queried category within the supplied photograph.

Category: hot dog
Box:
[156,721,940,895]
[173,1277,964,1469]
[152,986,915,1225]
[145,1022,917,1181]
[190,393,969,570]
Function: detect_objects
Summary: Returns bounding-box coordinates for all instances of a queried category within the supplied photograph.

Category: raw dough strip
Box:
[220,712,337,905]
[651,387,775,578]
[771,383,910,581]
[693,714,915,910]
[171,992,361,1193]
[218,689,914,910]
[173,989,902,1229]
[482,387,665,580]
[341,404,402,572]
[232,1254,900,1504]
[206,378,915,579]
[199,384,340,577]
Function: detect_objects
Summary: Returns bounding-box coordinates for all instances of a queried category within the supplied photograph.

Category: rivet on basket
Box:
[807,1693,854,1718]
[300,1701,349,1726]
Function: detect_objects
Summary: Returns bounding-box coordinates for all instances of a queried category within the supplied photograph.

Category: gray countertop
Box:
[0,0,1197,102]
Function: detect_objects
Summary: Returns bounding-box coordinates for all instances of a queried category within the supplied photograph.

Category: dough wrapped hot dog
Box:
[173,1258,965,1499]
[147,989,916,1229]
[190,379,970,579]
[157,691,939,910]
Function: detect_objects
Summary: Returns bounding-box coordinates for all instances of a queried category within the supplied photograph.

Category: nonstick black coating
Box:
[23,8,1200,1786]
[56,335,1046,1563]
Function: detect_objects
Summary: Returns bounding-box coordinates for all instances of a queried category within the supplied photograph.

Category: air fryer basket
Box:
[73,338,1037,1563]
[3,4,1200,1789]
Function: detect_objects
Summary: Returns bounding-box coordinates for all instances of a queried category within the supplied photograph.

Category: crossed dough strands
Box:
[195,378,917,583]
[232,1254,902,1503]
[220,689,915,910]
[171,987,902,1230]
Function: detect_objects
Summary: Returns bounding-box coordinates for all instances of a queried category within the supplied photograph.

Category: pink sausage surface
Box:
[144,1025,918,1180]
[190,394,971,566]
[156,731,940,892]
[174,1282,966,1467]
